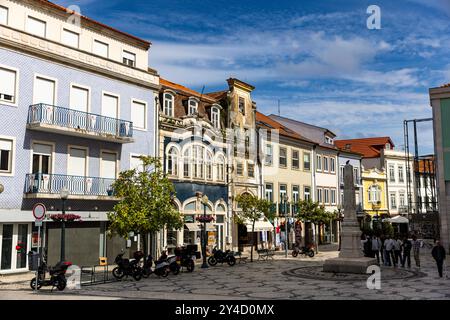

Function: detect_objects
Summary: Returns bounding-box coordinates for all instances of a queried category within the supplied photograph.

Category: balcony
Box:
[24,173,117,200]
[27,104,134,143]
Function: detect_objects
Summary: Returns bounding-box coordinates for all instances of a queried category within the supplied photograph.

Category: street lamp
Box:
[200,194,209,269]
[60,187,69,262]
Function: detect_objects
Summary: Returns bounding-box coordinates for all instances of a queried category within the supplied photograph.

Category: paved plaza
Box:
[1,248,449,300]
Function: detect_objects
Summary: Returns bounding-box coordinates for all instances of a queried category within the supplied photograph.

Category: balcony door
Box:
[70,85,89,130]
[68,147,88,195]
[100,151,117,195]
[31,143,53,193]
[101,93,119,135]
[34,76,56,105]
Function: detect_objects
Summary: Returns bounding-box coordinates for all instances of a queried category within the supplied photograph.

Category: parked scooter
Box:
[291,244,315,258]
[30,259,73,291]
[141,253,170,278]
[207,247,236,266]
[112,250,144,281]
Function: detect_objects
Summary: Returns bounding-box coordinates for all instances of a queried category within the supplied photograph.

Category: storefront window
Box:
[16,224,28,269]
[1,224,13,270]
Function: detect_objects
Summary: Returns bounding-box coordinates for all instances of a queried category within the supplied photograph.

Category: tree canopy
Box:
[107,156,183,240]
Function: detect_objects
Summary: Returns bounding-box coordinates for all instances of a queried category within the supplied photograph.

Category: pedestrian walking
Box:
[401,236,412,268]
[393,236,403,267]
[411,235,421,267]
[372,235,382,264]
[384,235,394,266]
[431,240,446,278]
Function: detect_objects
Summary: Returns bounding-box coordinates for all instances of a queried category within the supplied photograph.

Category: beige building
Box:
[256,112,315,249]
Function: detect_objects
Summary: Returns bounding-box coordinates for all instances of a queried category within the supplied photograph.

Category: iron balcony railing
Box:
[25,173,116,197]
[27,103,133,139]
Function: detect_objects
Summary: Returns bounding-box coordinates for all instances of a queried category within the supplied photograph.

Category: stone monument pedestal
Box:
[323,257,377,274]
[323,164,378,274]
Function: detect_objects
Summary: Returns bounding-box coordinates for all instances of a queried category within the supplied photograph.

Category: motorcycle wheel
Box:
[186,260,195,272]
[132,270,142,281]
[207,256,217,266]
[56,279,67,291]
[30,278,42,290]
[171,264,180,275]
[112,267,125,279]
[308,251,315,258]
[292,251,298,258]
[160,267,169,278]
[227,256,236,266]
[141,268,151,278]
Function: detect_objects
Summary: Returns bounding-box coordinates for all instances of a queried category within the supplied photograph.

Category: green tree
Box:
[234,194,274,262]
[107,156,183,260]
[295,199,335,253]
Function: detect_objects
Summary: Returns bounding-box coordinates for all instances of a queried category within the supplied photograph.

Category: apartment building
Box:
[0,0,159,272]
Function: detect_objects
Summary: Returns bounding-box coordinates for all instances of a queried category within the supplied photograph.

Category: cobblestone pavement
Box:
[1,248,449,300]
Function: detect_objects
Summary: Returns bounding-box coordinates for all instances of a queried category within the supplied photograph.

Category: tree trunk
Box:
[251,220,256,262]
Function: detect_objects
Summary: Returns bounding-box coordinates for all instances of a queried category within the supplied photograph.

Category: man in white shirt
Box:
[384,236,394,266]
[393,236,403,267]
[372,236,382,264]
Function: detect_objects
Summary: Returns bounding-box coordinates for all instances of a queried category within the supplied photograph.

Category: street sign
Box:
[32,203,46,221]
[35,220,42,227]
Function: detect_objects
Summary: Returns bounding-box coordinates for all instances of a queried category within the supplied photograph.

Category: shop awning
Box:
[245,220,274,232]
[185,223,201,232]
[386,215,409,224]
[184,223,216,232]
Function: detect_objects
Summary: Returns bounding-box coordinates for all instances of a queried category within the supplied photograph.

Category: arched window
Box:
[167,146,178,176]
[211,106,220,129]
[184,201,196,211]
[217,155,225,181]
[183,148,190,178]
[368,185,381,203]
[164,93,174,117]
[188,98,198,115]
[216,204,226,212]
[192,145,204,179]
[206,151,213,180]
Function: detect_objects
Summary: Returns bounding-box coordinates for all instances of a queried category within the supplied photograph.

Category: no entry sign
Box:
[32,203,46,220]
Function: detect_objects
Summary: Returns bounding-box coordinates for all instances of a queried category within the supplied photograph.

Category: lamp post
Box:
[60,187,69,262]
[200,194,209,269]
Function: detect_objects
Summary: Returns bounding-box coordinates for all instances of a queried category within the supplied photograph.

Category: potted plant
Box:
[196,215,215,223]
[49,214,82,222]
[107,187,114,196]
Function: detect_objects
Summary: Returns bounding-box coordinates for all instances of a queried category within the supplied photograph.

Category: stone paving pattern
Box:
[1,248,449,300]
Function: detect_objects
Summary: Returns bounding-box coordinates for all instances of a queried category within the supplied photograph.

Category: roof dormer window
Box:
[211,106,220,129]
[188,98,198,115]
[325,136,334,145]
[163,92,174,117]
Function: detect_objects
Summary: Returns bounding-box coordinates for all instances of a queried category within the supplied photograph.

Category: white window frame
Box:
[0,6,8,25]
[0,135,15,176]
[331,188,337,205]
[304,186,311,201]
[292,185,299,203]
[29,140,56,175]
[292,149,299,169]
[61,28,80,48]
[323,156,329,172]
[303,152,311,171]
[279,147,287,168]
[265,183,273,202]
[390,192,397,209]
[211,106,220,129]
[26,16,46,38]
[324,188,330,204]
[93,39,109,58]
[131,99,147,131]
[0,64,19,107]
[69,83,91,113]
[101,91,120,120]
[316,155,322,171]
[330,157,336,173]
[317,188,323,204]
[122,50,136,67]
[67,145,89,177]
[398,165,404,183]
[33,74,58,105]
[188,98,198,115]
[99,149,119,179]
[265,144,273,166]
[163,92,174,117]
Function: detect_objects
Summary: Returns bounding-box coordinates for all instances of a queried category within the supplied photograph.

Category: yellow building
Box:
[362,167,389,218]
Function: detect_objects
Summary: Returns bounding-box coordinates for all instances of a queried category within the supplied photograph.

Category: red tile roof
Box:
[40,0,151,49]
[160,78,217,102]
[335,137,394,158]
[256,112,314,144]
[440,83,450,88]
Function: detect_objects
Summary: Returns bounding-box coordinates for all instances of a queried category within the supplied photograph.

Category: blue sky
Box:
[55,0,450,154]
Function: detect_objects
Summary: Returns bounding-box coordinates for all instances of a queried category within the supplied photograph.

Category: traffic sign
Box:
[32,203,46,220]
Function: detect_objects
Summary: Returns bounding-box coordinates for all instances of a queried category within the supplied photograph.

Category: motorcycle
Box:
[141,253,170,278]
[174,246,196,273]
[112,250,144,281]
[207,247,236,266]
[30,259,72,291]
[291,244,315,258]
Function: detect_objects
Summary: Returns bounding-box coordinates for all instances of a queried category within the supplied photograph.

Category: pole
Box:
[60,198,66,262]
[35,224,41,293]
[201,201,208,268]
[284,198,288,258]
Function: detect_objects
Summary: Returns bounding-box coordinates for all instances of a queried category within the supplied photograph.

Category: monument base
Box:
[323,257,378,274]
